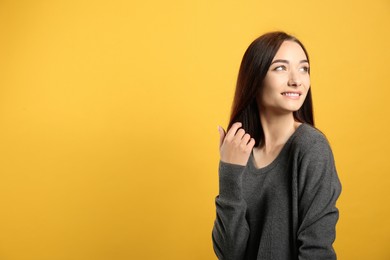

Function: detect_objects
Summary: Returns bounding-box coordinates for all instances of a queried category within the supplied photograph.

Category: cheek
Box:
[303,85,310,101]
[262,76,283,93]
[304,75,311,88]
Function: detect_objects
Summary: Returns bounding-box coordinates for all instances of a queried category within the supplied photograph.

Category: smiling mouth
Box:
[281,92,301,97]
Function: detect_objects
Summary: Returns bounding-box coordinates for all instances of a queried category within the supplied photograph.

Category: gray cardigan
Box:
[212,124,342,259]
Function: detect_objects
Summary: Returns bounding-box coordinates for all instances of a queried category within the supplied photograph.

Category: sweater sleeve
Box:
[212,160,249,260]
[297,138,342,260]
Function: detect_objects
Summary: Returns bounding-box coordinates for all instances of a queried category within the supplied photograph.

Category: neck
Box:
[258,111,300,152]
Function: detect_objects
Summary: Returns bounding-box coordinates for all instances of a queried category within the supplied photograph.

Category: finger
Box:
[218,125,226,148]
[246,138,256,151]
[225,122,242,140]
[233,128,246,143]
[241,133,251,146]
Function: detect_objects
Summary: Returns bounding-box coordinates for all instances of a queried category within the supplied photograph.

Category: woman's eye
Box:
[274,66,286,71]
[299,66,310,72]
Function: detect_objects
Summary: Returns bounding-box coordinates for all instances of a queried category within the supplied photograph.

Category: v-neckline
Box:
[249,123,305,173]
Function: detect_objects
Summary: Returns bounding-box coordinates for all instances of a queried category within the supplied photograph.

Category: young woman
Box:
[212,32,342,259]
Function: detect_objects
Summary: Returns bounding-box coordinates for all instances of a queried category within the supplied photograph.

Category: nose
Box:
[287,71,301,87]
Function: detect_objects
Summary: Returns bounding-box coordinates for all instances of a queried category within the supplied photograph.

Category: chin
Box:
[282,105,303,112]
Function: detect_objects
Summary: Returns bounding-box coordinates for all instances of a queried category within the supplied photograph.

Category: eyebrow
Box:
[271,59,309,64]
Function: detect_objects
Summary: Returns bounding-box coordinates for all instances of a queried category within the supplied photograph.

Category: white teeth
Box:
[282,92,300,97]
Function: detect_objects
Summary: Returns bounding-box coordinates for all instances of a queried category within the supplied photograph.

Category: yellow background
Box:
[0,0,389,259]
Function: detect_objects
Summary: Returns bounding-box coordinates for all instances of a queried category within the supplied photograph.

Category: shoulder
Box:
[291,123,332,156]
[291,125,339,188]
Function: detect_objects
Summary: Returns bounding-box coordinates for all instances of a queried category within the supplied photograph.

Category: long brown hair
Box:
[228,31,314,147]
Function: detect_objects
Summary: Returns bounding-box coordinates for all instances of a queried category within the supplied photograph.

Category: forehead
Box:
[272,40,308,61]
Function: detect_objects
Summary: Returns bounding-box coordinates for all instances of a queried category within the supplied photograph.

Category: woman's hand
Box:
[218,122,256,166]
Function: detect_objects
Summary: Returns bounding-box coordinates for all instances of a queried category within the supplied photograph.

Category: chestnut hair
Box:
[228,31,314,147]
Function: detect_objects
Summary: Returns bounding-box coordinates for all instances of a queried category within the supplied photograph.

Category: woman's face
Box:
[258,40,310,115]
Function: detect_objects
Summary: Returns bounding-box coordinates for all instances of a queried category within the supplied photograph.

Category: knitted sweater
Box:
[212,124,342,260]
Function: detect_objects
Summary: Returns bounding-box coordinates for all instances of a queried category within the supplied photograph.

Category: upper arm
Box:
[297,139,342,259]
